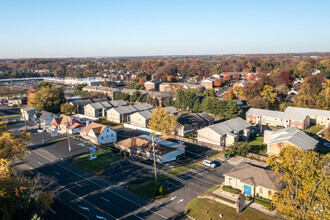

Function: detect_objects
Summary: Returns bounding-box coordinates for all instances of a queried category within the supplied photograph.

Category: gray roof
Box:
[285,106,330,118]
[70,99,93,107]
[99,101,112,108]
[164,106,178,115]
[92,98,108,103]
[178,113,206,125]
[197,112,214,122]
[22,106,37,112]
[112,105,137,114]
[133,103,153,111]
[39,111,56,120]
[224,162,282,190]
[88,102,106,110]
[133,110,153,119]
[200,117,251,136]
[267,127,318,151]
[109,100,127,107]
[247,108,308,122]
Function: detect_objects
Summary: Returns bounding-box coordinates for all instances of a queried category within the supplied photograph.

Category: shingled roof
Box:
[224,162,282,190]
[79,122,109,137]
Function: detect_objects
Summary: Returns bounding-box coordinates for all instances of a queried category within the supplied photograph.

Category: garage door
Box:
[244,185,252,195]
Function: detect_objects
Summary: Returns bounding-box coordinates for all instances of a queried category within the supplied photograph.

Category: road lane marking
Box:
[177,199,184,203]
[134,214,144,220]
[50,208,56,214]
[75,183,82,187]
[38,162,43,165]
[100,196,110,202]
[165,180,180,188]
[32,150,167,219]
[79,206,90,211]
[170,196,176,201]
[54,171,61,175]
[96,215,107,220]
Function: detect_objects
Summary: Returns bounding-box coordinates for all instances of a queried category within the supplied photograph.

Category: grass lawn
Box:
[248,136,267,156]
[185,198,280,220]
[305,125,324,134]
[98,117,123,129]
[0,114,21,119]
[72,148,122,174]
[127,153,223,200]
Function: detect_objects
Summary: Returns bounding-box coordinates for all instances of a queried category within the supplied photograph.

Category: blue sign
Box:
[88,146,97,160]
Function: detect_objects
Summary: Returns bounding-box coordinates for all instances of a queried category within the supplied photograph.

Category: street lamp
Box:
[151,133,158,189]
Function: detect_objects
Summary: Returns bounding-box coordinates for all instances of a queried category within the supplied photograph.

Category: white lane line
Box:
[50,208,56,214]
[165,180,180,188]
[75,183,82,187]
[134,214,144,220]
[79,206,90,211]
[38,162,43,165]
[170,196,176,201]
[32,150,167,219]
[177,199,184,203]
[96,215,107,220]
[100,196,110,202]
[54,171,61,175]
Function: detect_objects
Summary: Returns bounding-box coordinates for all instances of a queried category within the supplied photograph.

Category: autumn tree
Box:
[295,60,313,78]
[214,79,222,87]
[148,107,177,135]
[267,146,329,220]
[28,85,65,113]
[223,88,236,100]
[261,85,277,108]
[60,103,76,114]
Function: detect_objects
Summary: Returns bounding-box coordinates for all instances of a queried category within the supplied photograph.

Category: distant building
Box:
[107,105,138,123]
[50,115,85,134]
[201,78,215,89]
[84,101,112,118]
[198,117,251,146]
[284,107,330,128]
[8,97,27,107]
[246,108,310,130]
[37,111,58,126]
[144,79,162,91]
[21,107,40,122]
[176,113,213,136]
[79,122,117,145]
[264,127,318,156]
[130,110,153,128]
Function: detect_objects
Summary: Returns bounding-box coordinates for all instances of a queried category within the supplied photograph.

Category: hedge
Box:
[222,185,241,194]
[254,196,274,210]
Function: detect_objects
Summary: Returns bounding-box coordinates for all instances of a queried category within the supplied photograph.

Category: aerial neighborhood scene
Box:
[0,1,330,220]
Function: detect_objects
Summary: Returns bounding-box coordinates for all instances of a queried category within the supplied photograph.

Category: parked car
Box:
[203,160,216,168]
[324,142,330,148]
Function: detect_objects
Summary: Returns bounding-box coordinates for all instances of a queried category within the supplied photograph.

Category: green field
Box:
[72,148,122,174]
[185,198,280,220]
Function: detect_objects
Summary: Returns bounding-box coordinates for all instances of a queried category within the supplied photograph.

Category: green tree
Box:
[175,90,201,112]
[148,107,177,135]
[60,103,76,114]
[267,146,329,220]
[113,91,130,101]
[226,142,251,157]
[28,86,65,113]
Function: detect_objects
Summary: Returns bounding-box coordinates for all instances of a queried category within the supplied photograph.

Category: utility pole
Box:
[151,133,158,189]
[67,120,71,152]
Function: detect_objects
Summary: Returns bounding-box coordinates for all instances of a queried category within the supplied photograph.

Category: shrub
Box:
[222,185,241,194]
[121,150,129,157]
[159,185,164,196]
[111,147,120,154]
[254,196,274,210]
[245,196,252,201]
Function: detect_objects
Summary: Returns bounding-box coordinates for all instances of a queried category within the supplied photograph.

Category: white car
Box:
[203,160,216,168]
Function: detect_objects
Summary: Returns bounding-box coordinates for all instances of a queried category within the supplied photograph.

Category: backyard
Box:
[305,125,324,134]
[98,117,123,129]
[185,198,280,220]
[248,136,267,156]
[72,148,122,174]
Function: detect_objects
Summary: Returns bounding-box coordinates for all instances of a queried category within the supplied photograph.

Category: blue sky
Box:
[0,0,329,58]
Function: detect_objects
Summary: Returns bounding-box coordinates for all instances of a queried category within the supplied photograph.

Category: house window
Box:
[101,137,103,140]
[236,180,240,186]
[229,178,232,184]
[111,134,113,137]
[260,188,263,194]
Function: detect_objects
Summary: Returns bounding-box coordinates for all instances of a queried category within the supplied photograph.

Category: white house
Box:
[21,107,40,122]
[38,111,58,126]
[79,122,117,145]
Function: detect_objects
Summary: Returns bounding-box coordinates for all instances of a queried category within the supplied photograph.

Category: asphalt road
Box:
[22,129,235,220]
